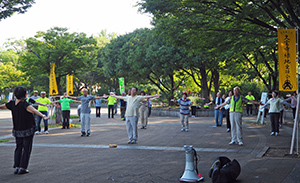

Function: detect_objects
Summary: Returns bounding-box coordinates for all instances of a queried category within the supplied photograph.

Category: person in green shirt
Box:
[35,91,55,135]
[189,92,205,118]
[245,92,255,116]
[107,92,117,118]
[58,92,73,129]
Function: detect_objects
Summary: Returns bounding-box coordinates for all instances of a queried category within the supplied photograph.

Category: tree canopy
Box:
[0,0,35,21]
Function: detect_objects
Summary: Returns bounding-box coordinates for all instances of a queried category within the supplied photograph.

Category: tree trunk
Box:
[199,66,210,102]
[56,76,62,95]
[54,97,62,124]
[168,73,175,106]
[212,69,220,98]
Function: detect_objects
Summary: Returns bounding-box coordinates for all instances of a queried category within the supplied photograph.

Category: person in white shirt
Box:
[111,87,160,144]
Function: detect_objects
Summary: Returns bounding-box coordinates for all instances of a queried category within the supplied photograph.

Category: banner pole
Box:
[296,27,299,154]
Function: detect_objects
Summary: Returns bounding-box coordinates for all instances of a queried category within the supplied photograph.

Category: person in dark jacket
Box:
[0,86,49,175]
[205,92,225,127]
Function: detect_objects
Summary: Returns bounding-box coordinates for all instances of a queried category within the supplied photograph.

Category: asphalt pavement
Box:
[0,108,299,183]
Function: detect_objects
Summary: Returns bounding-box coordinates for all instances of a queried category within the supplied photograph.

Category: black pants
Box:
[246,104,253,115]
[108,105,114,118]
[14,135,33,169]
[96,107,101,117]
[225,109,231,129]
[62,110,70,128]
[292,107,296,119]
[121,106,126,119]
[270,113,280,133]
[148,107,152,117]
[279,110,284,125]
[191,106,196,116]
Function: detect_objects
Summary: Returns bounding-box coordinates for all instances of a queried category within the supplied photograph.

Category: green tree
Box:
[138,0,300,92]
[0,62,30,90]
[101,28,189,104]
[0,0,35,20]
[20,27,97,94]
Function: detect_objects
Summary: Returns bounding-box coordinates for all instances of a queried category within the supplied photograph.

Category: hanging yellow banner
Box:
[50,63,59,95]
[66,74,74,95]
[278,29,297,91]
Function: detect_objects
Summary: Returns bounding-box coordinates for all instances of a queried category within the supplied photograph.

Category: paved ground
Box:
[0,108,299,183]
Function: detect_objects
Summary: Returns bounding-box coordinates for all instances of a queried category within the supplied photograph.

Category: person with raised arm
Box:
[35,91,56,135]
[189,92,205,118]
[0,86,49,175]
[171,93,193,132]
[215,87,258,146]
[260,91,290,136]
[66,88,106,137]
[111,87,161,144]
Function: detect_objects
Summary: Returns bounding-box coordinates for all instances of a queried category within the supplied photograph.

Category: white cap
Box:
[41,91,46,94]
[34,90,38,93]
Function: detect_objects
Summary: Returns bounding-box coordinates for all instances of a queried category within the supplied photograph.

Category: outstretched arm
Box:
[27,105,49,120]
[0,104,7,109]
[144,94,161,99]
[66,95,78,100]
[286,94,297,101]
[95,94,108,99]
[215,102,227,109]
[110,93,124,100]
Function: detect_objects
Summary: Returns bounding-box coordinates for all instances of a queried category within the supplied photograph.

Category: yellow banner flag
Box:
[50,63,59,95]
[278,29,297,91]
[66,74,74,95]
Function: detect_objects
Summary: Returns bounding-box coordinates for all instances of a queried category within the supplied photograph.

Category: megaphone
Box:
[180,145,204,182]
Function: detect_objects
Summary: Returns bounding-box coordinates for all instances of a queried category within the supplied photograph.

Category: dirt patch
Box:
[263,147,300,158]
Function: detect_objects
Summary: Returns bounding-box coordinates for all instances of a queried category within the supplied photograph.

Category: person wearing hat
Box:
[29,90,40,109]
[35,91,55,134]
[107,92,117,118]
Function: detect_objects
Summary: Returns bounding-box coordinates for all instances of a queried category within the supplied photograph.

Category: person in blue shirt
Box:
[95,94,103,118]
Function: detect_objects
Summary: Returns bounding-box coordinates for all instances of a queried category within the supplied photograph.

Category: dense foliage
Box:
[1,0,300,104]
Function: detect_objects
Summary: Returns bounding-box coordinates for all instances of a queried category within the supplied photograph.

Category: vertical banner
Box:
[50,63,59,95]
[66,74,74,95]
[278,29,297,91]
[118,77,125,94]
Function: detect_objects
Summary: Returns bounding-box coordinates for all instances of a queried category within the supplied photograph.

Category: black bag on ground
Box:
[208,156,241,183]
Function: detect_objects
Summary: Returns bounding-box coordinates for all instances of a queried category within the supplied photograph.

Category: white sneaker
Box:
[275,132,279,136]
[270,132,275,136]
[35,131,40,135]
[44,131,49,134]
[181,128,185,132]
[229,141,236,145]
[185,129,189,132]
[238,142,244,146]
[192,115,195,118]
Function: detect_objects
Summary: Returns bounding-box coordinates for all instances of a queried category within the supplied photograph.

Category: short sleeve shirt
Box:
[123,96,146,117]
[59,98,73,111]
[35,97,51,111]
[77,95,95,113]
[6,100,36,137]
[107,96,117,105]
[189,96,198,106]
[95,98,103,107]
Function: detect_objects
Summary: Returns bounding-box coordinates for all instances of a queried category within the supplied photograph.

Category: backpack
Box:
[208,157,241,183]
